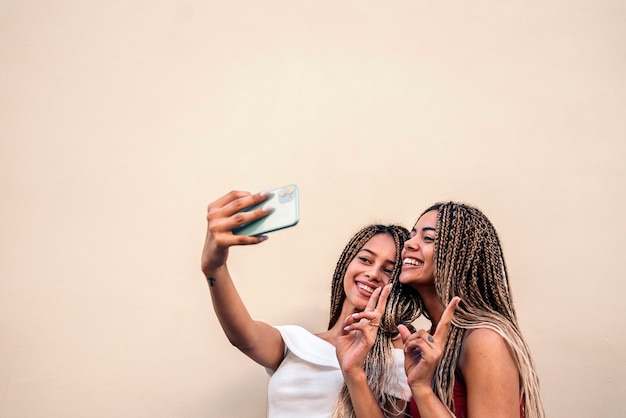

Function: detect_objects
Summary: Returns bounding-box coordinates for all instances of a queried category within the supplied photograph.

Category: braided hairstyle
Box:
[328,224,423,418]
[422,202,545,418]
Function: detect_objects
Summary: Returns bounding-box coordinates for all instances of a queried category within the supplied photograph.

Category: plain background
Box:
[1,1,625,417]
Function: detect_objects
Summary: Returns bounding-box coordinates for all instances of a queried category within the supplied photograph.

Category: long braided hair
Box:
[328,224,423,418]
[423,202,545,418]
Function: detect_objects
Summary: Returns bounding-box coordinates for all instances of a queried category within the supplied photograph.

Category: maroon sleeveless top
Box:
[408,374,523,418]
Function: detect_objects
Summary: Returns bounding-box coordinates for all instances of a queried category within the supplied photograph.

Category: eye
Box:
[383,268,394,276]
[424,236,434,242]
[358,256,372,264]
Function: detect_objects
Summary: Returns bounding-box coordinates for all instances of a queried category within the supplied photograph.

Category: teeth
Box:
[403,258,423,266]
[357,283,375,294]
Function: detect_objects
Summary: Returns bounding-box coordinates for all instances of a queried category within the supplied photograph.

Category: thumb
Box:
[397,324,413,344]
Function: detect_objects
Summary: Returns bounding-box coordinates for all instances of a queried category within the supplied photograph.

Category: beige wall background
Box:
[1,1,625,417]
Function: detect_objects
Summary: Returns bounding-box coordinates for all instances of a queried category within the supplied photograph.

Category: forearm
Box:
[343,371,387,418]
[411,385,453,418]
[206,263,285,374]
[205,264,259,349]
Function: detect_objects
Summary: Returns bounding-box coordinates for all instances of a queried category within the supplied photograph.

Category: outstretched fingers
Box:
[362,284,391,314]
[373,284,391,314]
[398,296,461,358]
[342,285,390,333]
[432,296,461,341]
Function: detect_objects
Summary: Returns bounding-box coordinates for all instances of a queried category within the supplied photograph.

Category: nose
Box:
[365,264,384,284]
[404,235,419,251]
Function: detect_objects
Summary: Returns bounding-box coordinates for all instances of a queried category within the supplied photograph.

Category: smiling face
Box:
[343,233,397,312]
[399,210,438,289]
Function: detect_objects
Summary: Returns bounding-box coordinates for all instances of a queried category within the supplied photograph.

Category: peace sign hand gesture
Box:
[336,284,391,376]
[398,297,461,391]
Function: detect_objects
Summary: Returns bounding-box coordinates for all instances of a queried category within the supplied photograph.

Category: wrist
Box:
[342,368,367,385]
[411,383,436,402]
[204,264,228,283]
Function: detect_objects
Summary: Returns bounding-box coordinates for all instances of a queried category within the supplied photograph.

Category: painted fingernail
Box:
[261,205,273,212]
[258,235,268,242]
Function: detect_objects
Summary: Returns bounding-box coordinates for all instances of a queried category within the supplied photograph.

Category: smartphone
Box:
[232,184,299,236]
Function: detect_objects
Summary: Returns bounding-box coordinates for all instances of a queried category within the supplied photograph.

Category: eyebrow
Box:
[360,248,396,265]
[411,227,436,234]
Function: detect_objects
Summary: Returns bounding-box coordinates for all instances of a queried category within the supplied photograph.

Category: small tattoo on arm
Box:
[208,277,216,287]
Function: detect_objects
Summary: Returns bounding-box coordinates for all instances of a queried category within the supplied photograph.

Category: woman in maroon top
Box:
[397,202,545,418]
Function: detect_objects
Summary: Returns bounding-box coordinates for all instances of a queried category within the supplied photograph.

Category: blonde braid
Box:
[421,202,545,418]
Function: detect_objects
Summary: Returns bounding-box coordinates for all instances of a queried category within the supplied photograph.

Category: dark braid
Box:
[330,224,422,418]
[420,202,544,418]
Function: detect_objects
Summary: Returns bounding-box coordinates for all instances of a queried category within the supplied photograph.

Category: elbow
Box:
[226,336,254,352]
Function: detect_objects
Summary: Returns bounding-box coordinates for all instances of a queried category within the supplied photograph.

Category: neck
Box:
[335,301,358,327]
[318,301,358,344]
[416,285,445,328]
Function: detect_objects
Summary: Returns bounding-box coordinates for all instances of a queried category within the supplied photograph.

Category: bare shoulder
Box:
[458,328,518,386]
[458,328,521,415]
[458,328,516,376]
[462,327,510,352]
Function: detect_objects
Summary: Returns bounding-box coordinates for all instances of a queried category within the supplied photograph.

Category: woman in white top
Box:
[201,190,422,417]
